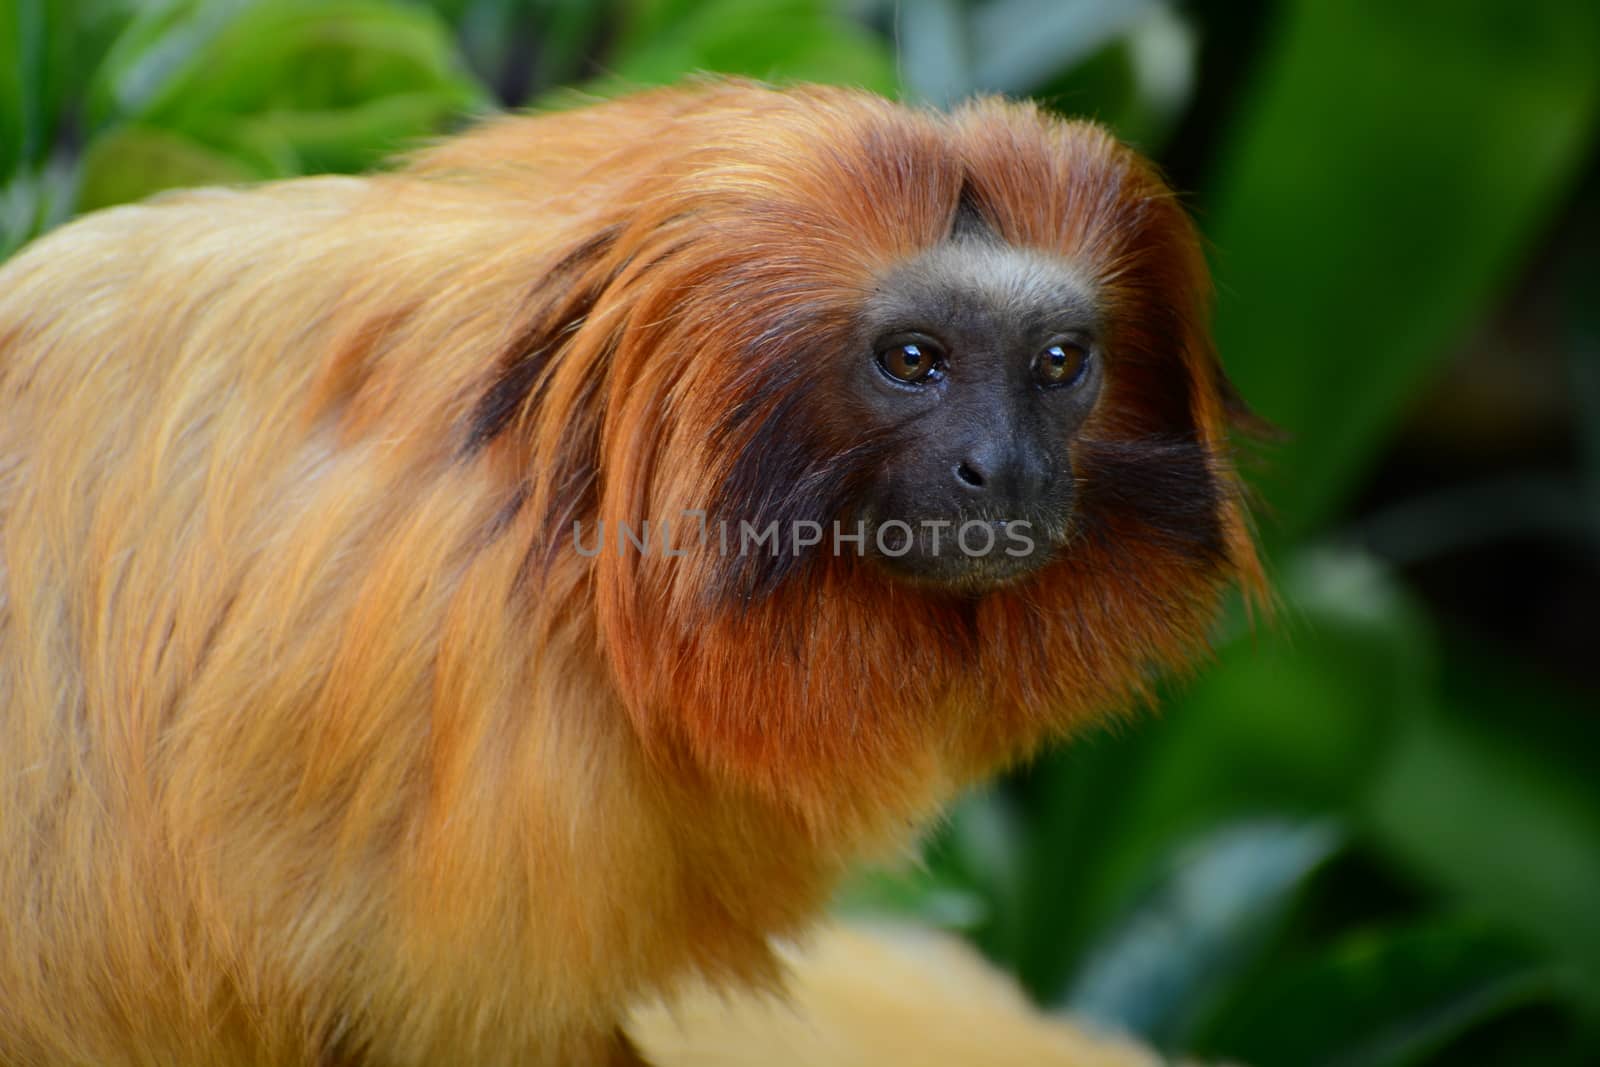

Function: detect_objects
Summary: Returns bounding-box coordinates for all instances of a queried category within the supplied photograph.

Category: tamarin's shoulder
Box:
[0,178,366,326]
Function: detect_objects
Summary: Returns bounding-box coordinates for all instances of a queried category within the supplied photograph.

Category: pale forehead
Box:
[864,238,1100,337]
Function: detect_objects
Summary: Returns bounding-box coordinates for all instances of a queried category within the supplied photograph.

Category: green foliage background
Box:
[4,2,1598,1064]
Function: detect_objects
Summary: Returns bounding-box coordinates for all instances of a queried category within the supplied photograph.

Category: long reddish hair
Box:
[420,82,1262,824]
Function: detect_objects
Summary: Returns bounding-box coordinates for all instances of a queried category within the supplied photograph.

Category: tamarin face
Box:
[846,227,1103,589]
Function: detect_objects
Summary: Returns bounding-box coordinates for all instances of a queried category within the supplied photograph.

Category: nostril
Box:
[955,461,986,489]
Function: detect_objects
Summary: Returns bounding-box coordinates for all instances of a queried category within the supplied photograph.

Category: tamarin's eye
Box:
[1033,340,1089,387]
[875,337,945,384]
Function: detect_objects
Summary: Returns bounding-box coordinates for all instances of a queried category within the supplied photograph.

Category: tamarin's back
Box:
[0,174,694,1065]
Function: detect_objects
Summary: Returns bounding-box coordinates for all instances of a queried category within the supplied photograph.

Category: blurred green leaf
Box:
[835,786,1026,936]
[1,154,79,257]
[833,865,992,933]
[1028,4,1198,153]
[1199,920,1563,1067]
[890,0,969,107]
[1208,0,1600,539]
[194,89,482,175]
[969,0,1158,99]
[892,0,1195,124]
[0,0,33,180]
[0,0,75,180]
[524,0,613,97]
[1009,549,1435,999]
[0,176,34,255]
[833,870,992,931]
[1365,683,1600,1004]
[608,0,895,94]
[79,0,486,205]
[85,0,238,130]
[1063,819,1343,1045]
[76,124,259,211]
[429,0,611,103]
[1567,217,1600,544]
[147,4,483,125]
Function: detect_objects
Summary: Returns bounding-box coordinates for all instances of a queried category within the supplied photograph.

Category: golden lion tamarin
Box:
[0,81,1260,1065]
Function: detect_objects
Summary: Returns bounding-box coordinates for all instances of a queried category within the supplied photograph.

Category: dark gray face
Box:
[848,236,1104,589]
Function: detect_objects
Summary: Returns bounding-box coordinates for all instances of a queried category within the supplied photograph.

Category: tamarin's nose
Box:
[955,459,989,489]
[953,443,1050,501]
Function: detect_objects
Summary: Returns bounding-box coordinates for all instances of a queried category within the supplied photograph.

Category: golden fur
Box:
[0,81,1259,1065]
[631,922,1169,1067]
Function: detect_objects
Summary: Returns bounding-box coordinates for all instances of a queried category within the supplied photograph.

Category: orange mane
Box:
[415,84,1261,821]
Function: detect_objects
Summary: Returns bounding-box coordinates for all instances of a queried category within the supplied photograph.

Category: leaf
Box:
[834,787,1026,937]
[156,3,483,125]
[608,0,895,94]
[203,89,481,176]
[1007,549,1436,1001]
[1,155,80,258]
[0,176,35,256]
[0,0,76,180]
[831,870,992,934]
[430,0,610,103]
[76,124,259,211]
[85,0,235,131]
[1198,920,1564,1067]
[890,0,972,108]
[85,0,487,178]
[1062,819,1343,1045]
[1026,7,1199,154]
[0,0,33,180]
[892,0,1198,150]
[1364,684,1600,1004]
[969,0,1160,99]
[1206,0,1600,539]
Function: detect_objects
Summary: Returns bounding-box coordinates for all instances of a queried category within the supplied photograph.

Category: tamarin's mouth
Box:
[860,514,1064,591]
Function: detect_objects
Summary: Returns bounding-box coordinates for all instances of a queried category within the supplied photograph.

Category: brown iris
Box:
[1033,340,1088,387]
[876,339,944,384]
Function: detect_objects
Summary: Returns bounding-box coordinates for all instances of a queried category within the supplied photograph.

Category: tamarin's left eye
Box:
[1033,341,1089,387]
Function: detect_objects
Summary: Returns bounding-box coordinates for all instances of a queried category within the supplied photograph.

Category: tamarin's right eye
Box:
[876,336,946,384]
